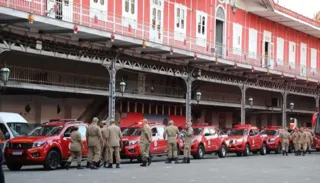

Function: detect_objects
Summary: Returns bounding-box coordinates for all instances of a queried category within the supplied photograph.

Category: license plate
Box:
[12,151,22,156]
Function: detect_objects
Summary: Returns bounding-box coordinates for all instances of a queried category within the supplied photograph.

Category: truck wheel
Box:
[275,143,281,154]
[7,163,22,171]
[43,150,60,170]
[260,143,267,155]
[218,144,227,158]
[243,144,250,156]
[195,144,205,159]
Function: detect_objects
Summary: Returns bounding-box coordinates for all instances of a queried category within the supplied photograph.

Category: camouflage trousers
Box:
[101,145,110,163]
[88,146,101,163]
[281,140,289,152]
[301,143,307,151]
[183,144,191,158]
[294,143,301,152]
[307,142,312,151]
[167,142,178,159]
[68,151,82,165]
[140,143,150,161]
[109,146,121,164]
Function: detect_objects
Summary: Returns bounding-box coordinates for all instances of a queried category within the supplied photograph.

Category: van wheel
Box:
[43,150,60,170]
[7,163,22,171]
[195,144,205,159]
[218,144,227,158]
[243,144,250,156]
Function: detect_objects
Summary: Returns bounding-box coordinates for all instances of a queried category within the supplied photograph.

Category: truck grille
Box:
[8,143,33,149]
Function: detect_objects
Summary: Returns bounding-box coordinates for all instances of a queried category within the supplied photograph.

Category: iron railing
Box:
[1,0,320,81]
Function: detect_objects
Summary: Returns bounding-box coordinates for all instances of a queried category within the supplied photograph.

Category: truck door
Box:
[150,127,160,154]
[209,128,219,150]
[78,125,88,158]
[156,126,166,153]
[60,126,73,159]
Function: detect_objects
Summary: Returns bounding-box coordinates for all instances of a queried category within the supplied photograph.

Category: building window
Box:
[198,15,205,35]
[131,0,135,14]
[94,0,98,3]
[276,37,284,65]
[125,0,129,13]
[100,0,104,5]
[311,48,317,69]
[124,0,135,14]
[232,23,242,55]
[175,5,186,30]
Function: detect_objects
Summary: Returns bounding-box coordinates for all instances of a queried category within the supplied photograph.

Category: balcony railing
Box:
[7,65,316,110]
[1,0,320,82]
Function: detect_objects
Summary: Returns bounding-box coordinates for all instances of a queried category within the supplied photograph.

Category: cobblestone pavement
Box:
[4,152,320,183]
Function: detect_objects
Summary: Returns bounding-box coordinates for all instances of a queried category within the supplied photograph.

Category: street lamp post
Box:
[0,66,10,92]
[289,102,294,112]
[119,81,126,97]
[196,91,202,104]
[248,97,253,108]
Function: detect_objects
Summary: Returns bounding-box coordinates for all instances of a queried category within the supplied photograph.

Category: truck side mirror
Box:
[4,132,10,140]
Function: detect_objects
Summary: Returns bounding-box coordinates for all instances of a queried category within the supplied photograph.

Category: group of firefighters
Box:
[66,117,194,169]
[279,127,313,156]
[65,118,315,169]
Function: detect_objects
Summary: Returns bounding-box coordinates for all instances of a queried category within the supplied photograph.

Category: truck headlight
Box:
[129,140,138,145]
[32,141,46,148]
[269,138,276,142]
[236,139,244,143]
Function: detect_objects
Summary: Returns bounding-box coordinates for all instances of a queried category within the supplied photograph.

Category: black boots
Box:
[165,158,172,164]
[86,162,91,168]
[282,151,285,156]
[65,162,71,170]
[90,162,99,169]
[309,150,311,154]
[116,164,120,168]
[174,158,179,164]
[140,160,147,167]
[180,157,191,164]
[147,157,152,166]
[302,151,306,156]
[286,151,288,156]
[77,164,84,169]
[106,164,113,168]
[181,157,187,163]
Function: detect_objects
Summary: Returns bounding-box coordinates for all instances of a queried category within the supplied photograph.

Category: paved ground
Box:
[4,152,320,183]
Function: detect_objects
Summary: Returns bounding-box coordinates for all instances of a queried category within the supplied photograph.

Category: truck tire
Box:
[260,143,267,155]
[43,150,60,170]
[7,163,22,171]
[195,144,205,159]
[218,144,227,158]
[243,143,250,156]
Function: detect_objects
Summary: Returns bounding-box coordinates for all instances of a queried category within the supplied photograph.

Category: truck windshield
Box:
[28,126,63,136]
[193,128,203,135]
[122,128,141,136]
[228,129,248,136]
[261,130,278,136]
[7,122,31,137]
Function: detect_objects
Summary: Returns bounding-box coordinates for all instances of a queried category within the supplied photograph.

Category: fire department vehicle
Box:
[261,126,293,154]
[121,121,183,162]
[184,123,228,159]
[312,113,320,151]
[4,119,88,171]
[226,125,268,156]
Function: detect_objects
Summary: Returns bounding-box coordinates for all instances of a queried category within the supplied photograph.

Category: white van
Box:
[0,112,30,141]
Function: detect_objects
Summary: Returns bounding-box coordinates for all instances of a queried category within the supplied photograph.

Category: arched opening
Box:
[215,6,226,58]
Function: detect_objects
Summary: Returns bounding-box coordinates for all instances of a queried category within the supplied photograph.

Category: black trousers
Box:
[0,150,4,183]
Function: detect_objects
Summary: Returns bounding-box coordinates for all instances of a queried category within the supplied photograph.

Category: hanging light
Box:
[73,25,78,34]
[248,97,253,107]
[251,66,254,72]
[196,91,202,104]
[234,63,237,68]
[28,13,34,24]
[194,53,197,60]
[232,1,237,14]
[111,33,115,42]
[170,47,173,55]
[0,67,10,86]
[142,40,147,48]
[289,102,294,112]
[120,81,126,96]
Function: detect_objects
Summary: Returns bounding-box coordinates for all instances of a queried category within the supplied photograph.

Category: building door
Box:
[90,0,108,21]
[47,0,57,18]
[262,31,272,68]
[61,0,73,22]
[149,0,163,43]
[215,7,225,58]
[300,43,307,76]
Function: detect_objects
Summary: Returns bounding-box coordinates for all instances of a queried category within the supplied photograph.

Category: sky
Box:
[276,0,320,19]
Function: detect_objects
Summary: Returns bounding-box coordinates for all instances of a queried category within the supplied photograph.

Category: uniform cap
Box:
[101,120,107,125]
[92,117,99,123]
